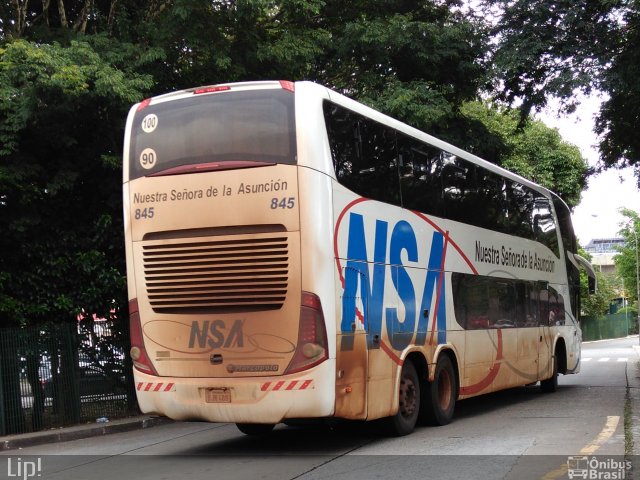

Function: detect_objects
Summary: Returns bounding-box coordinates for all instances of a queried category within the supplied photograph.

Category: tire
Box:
[236,423,276,436]
[540,354,558,393]
[383,360,420,436]
[419,354,457,426]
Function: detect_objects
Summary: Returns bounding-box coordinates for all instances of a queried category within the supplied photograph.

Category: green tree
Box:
[0,38,153,326]
[479,0,640,185]
[615,208,640,311]
[460,101,588,207]
[0,37,154,431]
[578,248,617,318]
[316,0,488,140]
[580,271,617,318]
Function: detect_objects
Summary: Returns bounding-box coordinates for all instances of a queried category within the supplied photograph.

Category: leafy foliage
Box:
[481,0,640,185]
[0,0,591,333]
[614,208,640,309]
[460,102,587,208]
[0,38,153,326]
[316,0,488,138]
[577,247,617,318]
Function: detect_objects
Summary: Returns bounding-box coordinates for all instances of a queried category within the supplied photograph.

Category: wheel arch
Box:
[405,350,428,384]
[554,336,568,375]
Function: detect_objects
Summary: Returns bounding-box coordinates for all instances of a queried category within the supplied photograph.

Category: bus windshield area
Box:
[129,89,296,180]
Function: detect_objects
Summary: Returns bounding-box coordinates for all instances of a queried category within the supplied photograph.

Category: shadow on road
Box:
[176,383,582,456]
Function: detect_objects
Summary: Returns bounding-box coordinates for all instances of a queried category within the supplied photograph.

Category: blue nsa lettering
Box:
[340,213,447,350]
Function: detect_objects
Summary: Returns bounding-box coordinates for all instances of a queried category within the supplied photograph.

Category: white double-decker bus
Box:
[123,81,596,436]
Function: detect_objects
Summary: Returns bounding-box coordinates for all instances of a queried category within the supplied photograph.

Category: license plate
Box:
[205,388,231,403]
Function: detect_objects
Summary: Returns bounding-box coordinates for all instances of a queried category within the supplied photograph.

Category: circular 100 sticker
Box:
[140,148,157,169]
[141,114,158,133]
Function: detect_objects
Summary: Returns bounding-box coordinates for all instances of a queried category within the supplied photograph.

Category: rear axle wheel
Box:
[383,360,420,436]
[420,354,457,426]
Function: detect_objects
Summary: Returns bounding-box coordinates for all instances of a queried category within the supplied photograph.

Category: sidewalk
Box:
[0,416,171,451]
[630,345,640,457]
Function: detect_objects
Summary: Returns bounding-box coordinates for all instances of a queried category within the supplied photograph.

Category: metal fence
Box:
[0,321,138,436]
[581,312,639,341]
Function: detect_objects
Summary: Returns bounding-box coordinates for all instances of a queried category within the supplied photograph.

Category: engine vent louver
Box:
[143,236,288,313]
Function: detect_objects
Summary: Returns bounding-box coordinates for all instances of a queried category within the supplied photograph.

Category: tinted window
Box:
[440,154,519,233]
[324,101,561,256]
[324,102,400,205]
[397,133,444,217]
[475,167,509,231]
[551,194,579,316]
[453,273,555,330]
[441,153,484,226]
[548,287,566,326]
[130,89,296,180]
[517,282,545,327]
[506,181,536,238]
[552,194,577,253]
[452,274,517,329]
[531,196,559,256]
[452,274,490,329]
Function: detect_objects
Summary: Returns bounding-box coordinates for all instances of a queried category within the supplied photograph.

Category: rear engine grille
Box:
[143,236,288,313]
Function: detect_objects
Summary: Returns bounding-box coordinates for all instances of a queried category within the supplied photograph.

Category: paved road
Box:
[2,337,639,480]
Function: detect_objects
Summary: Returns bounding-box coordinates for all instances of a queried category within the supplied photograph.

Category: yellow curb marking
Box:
[540,415,620,480]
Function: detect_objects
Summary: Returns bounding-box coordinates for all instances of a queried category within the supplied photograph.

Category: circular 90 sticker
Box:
[140,148,157,169]
[141,114,158,133]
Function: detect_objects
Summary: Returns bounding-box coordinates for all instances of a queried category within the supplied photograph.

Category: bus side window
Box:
[515,282,527,327]
[358,119,400,206]
[507,181,536,239]
[324,101,400,206]
[475,168,507,232]
[531,196,559,257]
[525,283,542,327]
[452,273,490,330]
[488,280,516,328]
[397,133,444,217]
[548,288,566,326]
[539,288,550,326]
[441,153,479,226]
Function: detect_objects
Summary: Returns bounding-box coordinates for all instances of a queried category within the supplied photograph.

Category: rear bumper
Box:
[133,359,335,424]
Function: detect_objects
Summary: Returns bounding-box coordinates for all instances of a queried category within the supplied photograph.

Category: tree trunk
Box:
[57,0,68,28]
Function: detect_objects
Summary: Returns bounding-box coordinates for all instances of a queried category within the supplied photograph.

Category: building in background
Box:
[584,238,625,275]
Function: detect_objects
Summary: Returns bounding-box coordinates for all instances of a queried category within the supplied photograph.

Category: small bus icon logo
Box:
[567,456,589,479]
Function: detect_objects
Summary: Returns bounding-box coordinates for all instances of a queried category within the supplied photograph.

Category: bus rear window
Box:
[129,89,296,179]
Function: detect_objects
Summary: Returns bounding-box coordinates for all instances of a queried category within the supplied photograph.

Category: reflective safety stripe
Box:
[137,382,175,392]
[260,380,313,391]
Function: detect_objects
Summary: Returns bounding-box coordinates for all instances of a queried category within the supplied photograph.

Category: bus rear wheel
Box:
[236,423,275,436]
[383,360,420,436]
[420,354,457,426]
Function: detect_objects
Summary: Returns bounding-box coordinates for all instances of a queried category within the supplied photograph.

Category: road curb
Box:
[0,416,172,451]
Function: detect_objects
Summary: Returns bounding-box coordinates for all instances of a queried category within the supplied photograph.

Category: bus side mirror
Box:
[572,253,597,295]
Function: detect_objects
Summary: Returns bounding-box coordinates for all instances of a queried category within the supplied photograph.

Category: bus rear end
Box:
[122,81,334,430]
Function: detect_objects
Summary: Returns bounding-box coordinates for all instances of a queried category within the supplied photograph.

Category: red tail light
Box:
[193,85,231,95]
[129,299,158,376]
[279,80,295,92]
[284,292,328,374]
[136,98,151,111]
